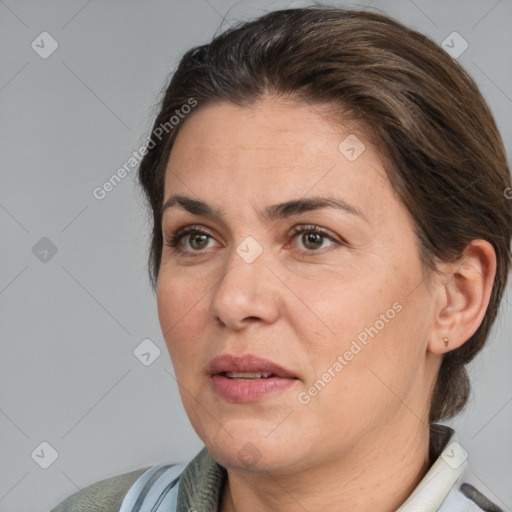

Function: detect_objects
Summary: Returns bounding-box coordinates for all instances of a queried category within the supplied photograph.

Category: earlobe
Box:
[428,240,497,355]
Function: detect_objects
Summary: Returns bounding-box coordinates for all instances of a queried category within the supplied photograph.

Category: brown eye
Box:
[188,233,210,250]
[289,225,339,252]
[301,232,325,250]
[165,226,218,254]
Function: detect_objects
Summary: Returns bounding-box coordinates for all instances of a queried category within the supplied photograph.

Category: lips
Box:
[209,354,299,403]
[208,354,297,379]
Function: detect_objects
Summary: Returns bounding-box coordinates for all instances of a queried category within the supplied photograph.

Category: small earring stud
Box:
[442,336,449,347]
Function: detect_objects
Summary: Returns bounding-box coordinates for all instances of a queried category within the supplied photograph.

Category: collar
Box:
[177,424,464,512]
[397,424,468,511]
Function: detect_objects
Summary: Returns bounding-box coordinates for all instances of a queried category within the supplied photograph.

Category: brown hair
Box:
[137,6,512,423]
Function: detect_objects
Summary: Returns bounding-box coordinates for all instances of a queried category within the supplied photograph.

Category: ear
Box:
[428,240,497,355]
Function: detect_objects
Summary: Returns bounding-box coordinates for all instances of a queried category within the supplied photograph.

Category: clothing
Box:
[50,424,503,512]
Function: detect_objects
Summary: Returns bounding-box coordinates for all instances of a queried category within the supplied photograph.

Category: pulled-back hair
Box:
[137,6,511,423]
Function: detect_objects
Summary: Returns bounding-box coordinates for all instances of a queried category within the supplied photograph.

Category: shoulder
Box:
[441,482,504,511]
[49,449,218,512]
[49,466,151,512]
[460,483,504,512]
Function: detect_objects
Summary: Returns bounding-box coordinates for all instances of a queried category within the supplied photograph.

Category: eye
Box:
[287,225,341,251]
[164,225,219,253]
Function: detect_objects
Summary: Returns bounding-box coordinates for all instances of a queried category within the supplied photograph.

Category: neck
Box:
[220,419,431,512]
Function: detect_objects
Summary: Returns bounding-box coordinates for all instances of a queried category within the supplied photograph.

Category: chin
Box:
[198,418,313,474]
[209,441,293,473]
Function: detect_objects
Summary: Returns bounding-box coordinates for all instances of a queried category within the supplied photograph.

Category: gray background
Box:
[1,0,511,511]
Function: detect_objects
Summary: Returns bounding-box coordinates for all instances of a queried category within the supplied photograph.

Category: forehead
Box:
[169,98,361,162]
[164,98,393,220]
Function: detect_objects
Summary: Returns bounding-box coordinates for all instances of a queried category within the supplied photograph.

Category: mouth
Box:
[208,354,299,403]
[208,353,298,379]
[223,371,277,380]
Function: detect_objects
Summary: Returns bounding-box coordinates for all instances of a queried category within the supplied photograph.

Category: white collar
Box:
[398,425,468,511]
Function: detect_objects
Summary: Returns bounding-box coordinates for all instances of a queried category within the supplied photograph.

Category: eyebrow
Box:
[161,194,367,223]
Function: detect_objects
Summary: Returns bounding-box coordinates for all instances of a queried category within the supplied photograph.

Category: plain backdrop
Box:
[1,1,511,511]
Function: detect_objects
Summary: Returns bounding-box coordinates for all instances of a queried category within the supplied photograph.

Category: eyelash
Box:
[164,224,343,256]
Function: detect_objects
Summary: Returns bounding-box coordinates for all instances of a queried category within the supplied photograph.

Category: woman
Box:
[51,5,510,512]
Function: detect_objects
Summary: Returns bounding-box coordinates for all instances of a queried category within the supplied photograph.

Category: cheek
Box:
[291,257,425,381]
[156,270,209,367]
[289,267,397,348]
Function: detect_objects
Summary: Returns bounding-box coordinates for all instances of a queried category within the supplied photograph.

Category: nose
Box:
[208,240,280,330]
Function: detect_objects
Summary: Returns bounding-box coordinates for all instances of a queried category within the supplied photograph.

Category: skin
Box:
[156,95,496,511]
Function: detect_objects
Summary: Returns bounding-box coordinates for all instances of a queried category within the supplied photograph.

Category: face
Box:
[157,96,438,474]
